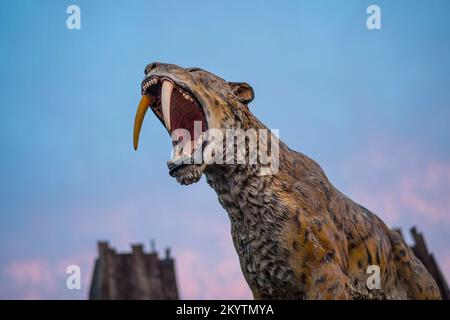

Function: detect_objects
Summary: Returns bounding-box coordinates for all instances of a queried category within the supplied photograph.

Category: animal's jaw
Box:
[133,73,210,184]
[133,62,259,186]
[168,162,207,185]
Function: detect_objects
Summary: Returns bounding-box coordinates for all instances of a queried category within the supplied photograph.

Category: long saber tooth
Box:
[161,79,173,131]
[133,95,154,150]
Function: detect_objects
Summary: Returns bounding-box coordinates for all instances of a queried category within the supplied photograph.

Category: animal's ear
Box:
[228,82,255,104]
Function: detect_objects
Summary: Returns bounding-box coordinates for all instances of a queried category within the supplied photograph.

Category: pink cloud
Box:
[4,259,52,287]
[3,259,56,299]
[176,236,252,299]
[341,141,450,225]
[177,249,251,299]
[443,256,450,286]
[2,252,93,299]
[22,292,41,300]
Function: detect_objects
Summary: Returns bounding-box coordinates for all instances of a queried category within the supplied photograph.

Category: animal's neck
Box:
[204,156,298,298]
[203,109,292,223]
[205,163,263,212]
[204,142,292,223]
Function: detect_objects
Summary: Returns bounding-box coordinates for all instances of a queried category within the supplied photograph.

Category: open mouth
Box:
[133,76,208,173]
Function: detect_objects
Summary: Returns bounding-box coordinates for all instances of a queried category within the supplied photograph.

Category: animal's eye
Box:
[145,62,161,74]
[186,67,202,73]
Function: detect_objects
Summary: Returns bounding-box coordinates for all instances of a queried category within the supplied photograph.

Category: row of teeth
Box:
[142,78,158,91]
[142,77,197,132]
[181,91,194,103]
[142,78,194,103]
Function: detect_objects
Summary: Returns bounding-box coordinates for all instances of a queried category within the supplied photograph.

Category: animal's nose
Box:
[145,62,162,74]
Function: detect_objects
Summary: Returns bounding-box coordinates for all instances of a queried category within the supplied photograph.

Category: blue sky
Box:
[0,0,449,299]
